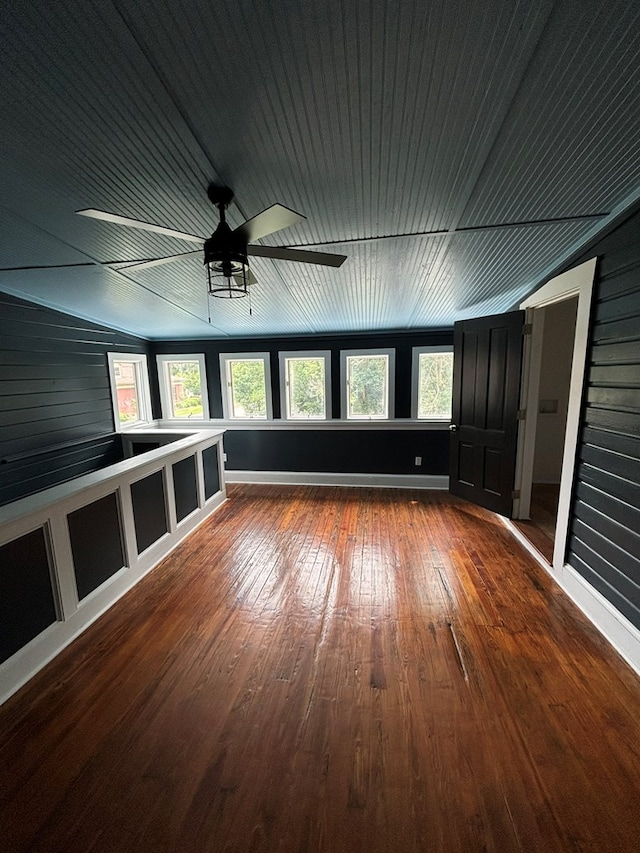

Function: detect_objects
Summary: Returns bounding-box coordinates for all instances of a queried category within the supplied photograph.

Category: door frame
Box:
[513,257,597,570]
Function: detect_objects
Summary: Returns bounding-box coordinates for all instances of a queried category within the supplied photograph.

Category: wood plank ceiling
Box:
[1,0,639,340]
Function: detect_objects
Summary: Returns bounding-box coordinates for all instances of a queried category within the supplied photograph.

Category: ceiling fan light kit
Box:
[206,265,251,298]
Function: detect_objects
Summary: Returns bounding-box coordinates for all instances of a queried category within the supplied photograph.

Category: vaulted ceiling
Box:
[1,0,639,340]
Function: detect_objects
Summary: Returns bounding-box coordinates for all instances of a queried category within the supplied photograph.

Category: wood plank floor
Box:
[513,484,560,563]
[2,484,640,852]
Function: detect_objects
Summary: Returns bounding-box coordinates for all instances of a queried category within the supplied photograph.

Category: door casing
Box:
[514,257,597,569]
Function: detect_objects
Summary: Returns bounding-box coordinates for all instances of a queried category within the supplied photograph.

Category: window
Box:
[411,346,454,419]
[219,352,273,419]
[107,353,152,430]
[279,351,331,420]
[156,354,209,420]
[341,349,395,419]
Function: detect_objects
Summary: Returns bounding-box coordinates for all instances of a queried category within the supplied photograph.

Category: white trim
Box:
[107,352,152,432]
[340,348,395,420]
[557,562,640,678]
[0,429,226,705]
[0,492,226,706]
[513,307,545,519]
[278,350,331,420]
[503,519,640,678]
[411,345,454,420]
[0,429,224,525]
[156,417,448,431]
[156,353,210,420]
[225,470,449,489]
[517,257,597,570]
[219,351,273,420]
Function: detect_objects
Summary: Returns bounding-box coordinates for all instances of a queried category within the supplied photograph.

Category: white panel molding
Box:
[226,470,449,490]
[0,429,227,706]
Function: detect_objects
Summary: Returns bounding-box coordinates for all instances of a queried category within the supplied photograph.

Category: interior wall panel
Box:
[0,527,57,664]
[0,293,152,507]
[222,429,449,477]
[68,492,126,600]
[130,471,168,554]
[202,444,221,500]
[567,204,640,631]
[172,455,198,522]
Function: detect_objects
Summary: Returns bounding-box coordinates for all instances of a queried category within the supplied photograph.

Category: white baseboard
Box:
[225,470,450,490]
[504,520,640,678]
[556,562,640,677]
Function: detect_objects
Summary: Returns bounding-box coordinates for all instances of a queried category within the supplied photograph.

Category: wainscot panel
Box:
[0,526,57,665]
[0,429,226,704]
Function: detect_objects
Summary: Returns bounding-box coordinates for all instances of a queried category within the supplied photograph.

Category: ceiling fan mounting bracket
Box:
[206,183,234,210]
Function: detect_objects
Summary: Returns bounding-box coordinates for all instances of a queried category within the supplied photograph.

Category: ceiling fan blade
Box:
[234,204,305,243]
[247,245,347,267]
[76,209,205,244]
[233,268,258,287]
[116,250,201,272]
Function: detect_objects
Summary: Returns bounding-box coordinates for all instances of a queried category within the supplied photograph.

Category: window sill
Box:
[156,418,451,431]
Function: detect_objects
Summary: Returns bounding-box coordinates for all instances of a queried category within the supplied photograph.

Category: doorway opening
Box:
[513,257,597,571]
[514,297,578,561]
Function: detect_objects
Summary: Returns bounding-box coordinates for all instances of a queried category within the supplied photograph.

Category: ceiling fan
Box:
[77,184,347,298]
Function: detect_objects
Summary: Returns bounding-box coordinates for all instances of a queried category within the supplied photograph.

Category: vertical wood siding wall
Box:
[0,294,150,506]
[568,207,640,631]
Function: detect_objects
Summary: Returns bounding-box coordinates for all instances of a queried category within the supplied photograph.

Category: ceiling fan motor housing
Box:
[204,220,249,277]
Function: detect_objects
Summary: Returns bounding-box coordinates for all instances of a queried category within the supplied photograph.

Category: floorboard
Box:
[1,485,640,852]
[513,483,560,563]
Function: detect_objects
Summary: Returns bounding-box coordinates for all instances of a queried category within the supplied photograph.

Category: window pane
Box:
[418,352,453,418]
[113,360,140,424]
[166,360,203,418]
[286,357,326,419]
[229,359,267,418]
[347,355,388,418]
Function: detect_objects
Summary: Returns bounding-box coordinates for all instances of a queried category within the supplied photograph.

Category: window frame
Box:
[156,353,210,420]
[411,345,454,420]
[278,350,332,420]
[107,352,152,431]
[219,351,273,420]
[340,348,395,420]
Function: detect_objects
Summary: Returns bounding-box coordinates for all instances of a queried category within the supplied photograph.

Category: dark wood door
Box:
[449,310,524,517]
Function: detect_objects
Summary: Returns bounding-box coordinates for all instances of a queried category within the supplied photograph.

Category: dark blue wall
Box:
[0,294,151,506]
[566,206,640,630]
[152,329,453,477]
[152,330,452,420]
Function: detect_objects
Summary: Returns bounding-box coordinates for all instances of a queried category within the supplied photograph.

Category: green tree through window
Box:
[347,354,388,418]
[229,359,268,418]
[168,361,203,417]
[418,352,453,418]
[286,357,326,418]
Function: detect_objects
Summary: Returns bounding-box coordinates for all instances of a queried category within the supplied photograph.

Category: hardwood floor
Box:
[2,484,640,852]
[513,483,560,563]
